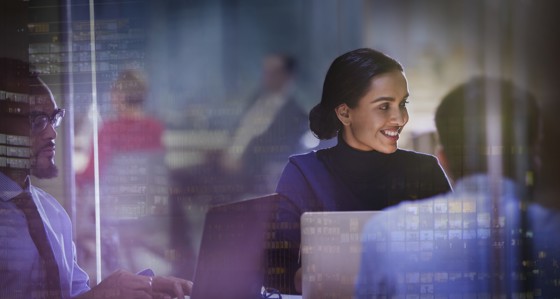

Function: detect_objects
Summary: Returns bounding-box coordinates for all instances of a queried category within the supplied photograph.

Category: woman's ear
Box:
[335,104,351,126]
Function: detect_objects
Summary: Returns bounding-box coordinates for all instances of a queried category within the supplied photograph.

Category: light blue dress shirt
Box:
[355,175,560,298]
[0,172,90,298]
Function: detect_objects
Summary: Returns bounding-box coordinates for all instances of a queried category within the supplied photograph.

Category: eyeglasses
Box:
[30,108,65,134]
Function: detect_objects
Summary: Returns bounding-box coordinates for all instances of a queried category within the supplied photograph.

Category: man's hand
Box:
[75,269,193,299]
[76,269,153,299]
[152,275,193,299]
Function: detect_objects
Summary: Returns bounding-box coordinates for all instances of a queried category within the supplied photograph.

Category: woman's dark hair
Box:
[309,48,404,139]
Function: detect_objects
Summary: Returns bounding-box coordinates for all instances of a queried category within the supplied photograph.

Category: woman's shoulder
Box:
[288,150,319,165]
[288,147,335,164]
[283,149,337,177]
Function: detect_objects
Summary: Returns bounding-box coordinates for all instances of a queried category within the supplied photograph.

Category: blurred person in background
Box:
[167,53,309,280]
[170,54,308,205]
[77,69,164,185]
[75,69,173,279]
[221,52,309,199]
[355,77,559,297]
[0,57,191,298]
[269,48,451,294]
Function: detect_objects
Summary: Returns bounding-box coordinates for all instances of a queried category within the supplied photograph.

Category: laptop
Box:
[189,193,285,299]
[301,211,381,299]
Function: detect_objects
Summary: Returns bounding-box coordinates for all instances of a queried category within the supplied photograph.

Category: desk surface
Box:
[185,296,301,299]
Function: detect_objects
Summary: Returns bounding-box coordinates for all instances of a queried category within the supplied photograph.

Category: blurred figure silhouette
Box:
[77,69,164,185]
[221,53,308,198]
[76,69,175,278]
[167,53,309,280]
[355,77,559,298]
[172,53,308,204]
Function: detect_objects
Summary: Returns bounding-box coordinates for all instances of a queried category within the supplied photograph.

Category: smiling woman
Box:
[335,69,409,153]
[267,48,452,294]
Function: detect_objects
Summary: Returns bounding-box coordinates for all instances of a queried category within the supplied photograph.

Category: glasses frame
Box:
[29,108,65,134]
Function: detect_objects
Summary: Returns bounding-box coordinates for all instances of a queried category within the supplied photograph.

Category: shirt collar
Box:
[453,174,518,199]
[0,171,29,201]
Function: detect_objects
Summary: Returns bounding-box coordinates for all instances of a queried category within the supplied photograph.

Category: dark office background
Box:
[1,0,559,285]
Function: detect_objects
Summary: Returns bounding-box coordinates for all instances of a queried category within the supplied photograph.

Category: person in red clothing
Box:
[77,69,164,185]
[76,69,173,279]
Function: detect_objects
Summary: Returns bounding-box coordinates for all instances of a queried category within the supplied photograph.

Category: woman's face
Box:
[339,70,409,153]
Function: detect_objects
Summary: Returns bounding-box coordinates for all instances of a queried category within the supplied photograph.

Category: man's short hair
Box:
[0,57,34,129]
[0,57,35,94]
[435,77,540,182]
[0,57,34,177]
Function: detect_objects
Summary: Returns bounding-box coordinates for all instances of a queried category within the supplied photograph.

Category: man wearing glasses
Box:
[0,57,192,298]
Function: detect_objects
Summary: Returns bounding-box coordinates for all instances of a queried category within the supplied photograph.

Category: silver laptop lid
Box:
[301,211,381,299]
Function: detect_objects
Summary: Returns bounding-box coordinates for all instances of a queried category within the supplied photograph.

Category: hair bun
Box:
[309,103,338,140]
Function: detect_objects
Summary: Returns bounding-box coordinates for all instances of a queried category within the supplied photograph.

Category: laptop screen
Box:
[190,194,285,299]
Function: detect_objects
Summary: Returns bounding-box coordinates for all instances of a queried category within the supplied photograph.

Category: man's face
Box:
[29,78,59,179]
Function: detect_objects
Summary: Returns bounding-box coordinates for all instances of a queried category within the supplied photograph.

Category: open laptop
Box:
[189,193,285,299]
[301,211,381,299]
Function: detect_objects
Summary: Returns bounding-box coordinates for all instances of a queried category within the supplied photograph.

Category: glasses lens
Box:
[30,109,65,132]
[32,115,48,133]
[53,109,64,128]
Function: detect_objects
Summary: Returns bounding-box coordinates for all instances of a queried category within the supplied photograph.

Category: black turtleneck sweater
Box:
[269,137,452,294]
[317,136,452,211]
